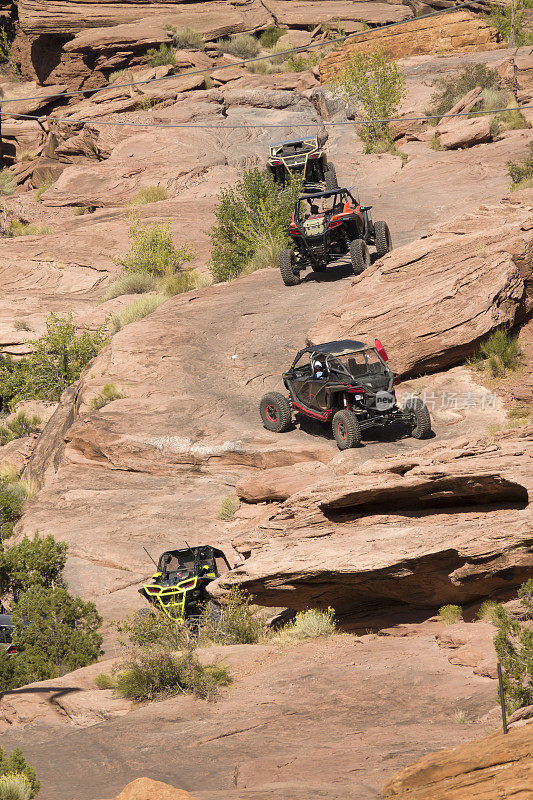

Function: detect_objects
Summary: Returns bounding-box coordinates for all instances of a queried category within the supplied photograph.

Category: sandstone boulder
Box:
[438,116,492,150]
[264,1,412,29]
[215,430,533,611]
[319,11,503,80]
[308,192,533,377]
[96,779,200,800]
[236,461,334,503]
[382,724,533,799]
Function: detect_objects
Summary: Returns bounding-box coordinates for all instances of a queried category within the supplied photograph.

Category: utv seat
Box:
[347,358,367,378]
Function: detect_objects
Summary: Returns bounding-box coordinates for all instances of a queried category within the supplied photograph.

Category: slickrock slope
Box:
[217,429,533,611]
[382,724,533,799]
[96,779,200,800]
[308,190,533,377]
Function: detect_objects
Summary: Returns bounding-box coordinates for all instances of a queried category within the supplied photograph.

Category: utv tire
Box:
[403,397,432,439]
[350,239,371,275]
[374,221,392,258]
[332,409,362,450]
[279,248,300,286]
[324,163,338,191]
[260,392,292,432]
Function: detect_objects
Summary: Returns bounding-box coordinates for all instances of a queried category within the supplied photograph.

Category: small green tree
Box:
[114,216,195,278]
[507,142,533,191]
[209,168,302,282]
[0,534,67,603]
[0,748,40,798]
[329,47,406,153]
[11,585,102,685]
[486,0,533,46]
[0,478,25,540]
[493,580,533,712]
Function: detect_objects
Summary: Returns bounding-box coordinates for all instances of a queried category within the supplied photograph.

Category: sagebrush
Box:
[492,580,533,712]
[216,34,259,60]
[0,748,39,799]
[507,142,533,191]
[438,604,462,625]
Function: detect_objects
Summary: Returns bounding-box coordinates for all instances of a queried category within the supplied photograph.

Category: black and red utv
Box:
[259,339,431,450]
[279,188,392,286]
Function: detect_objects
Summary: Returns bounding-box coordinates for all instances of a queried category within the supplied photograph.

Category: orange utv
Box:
[279,188,392,286]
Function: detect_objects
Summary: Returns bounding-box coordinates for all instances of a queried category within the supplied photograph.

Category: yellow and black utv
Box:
[139,545,231,622]
[266,135,338,192]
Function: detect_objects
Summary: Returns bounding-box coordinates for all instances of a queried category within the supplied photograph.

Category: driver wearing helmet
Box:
[312,355,328,380]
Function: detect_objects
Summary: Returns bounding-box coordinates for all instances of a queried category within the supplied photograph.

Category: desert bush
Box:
[111,295,165,333]
[0,411,41,447]
[114,608,190,651]
[172,27,205,51]
[35,178,54,202]
[0,749,39,799]
[246,59,285,75]
[0,772,33,800]
[209,168,302,282]
[0,534,67,604]
[89,383,124,411]
[100,272,158,302]
[94,673,116,689]
[130,186,168,205]
[0,476,25,539]
[507,142,533,191]
[115,647,231,702]
[493,580,533,712]
[259,26,285,48]
[329,48,405,153]
[275,608,337,643]
[0,169,16,197]
[12,320,32,332]
[9,221,52,237]
[9,585,102,686]
[0,313,108,409]
[242,233,287,274]
[216,34,260,60]
[438,604,462,625]
[486,0,533,46]
[476,600,499,623]
[114,217,195,278]
[198,586,266,646]
[216,496,240,521]
[286,52,321,72]
[470,328,524,378]
[159,269,209,296]
[426,63,498,120]
[146,43,175,67]
[109,69,128,84]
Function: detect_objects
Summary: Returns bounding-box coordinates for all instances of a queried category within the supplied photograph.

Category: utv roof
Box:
[269,136,318,147]
[304,340,369,356]
[299,188,351,200]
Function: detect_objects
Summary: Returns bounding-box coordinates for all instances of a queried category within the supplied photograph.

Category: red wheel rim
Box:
[266,404,278,422]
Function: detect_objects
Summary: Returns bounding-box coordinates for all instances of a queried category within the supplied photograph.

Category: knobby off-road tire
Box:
[374,221,392,258]
[350,239,371,275]
[279,248,300,286]
[332,409,362,450]
[403,397,432,439]
[260,392,292,432]
[324,163,338,191]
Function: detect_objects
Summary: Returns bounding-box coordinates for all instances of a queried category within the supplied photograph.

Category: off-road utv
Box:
[0,612,27,655]
[139,545,231,622]
[259,339,431,450]
[267,135,338,192]
[279,188,392,286]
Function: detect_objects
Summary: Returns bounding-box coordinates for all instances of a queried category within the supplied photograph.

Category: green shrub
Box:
[216,34,260,60]
[114,217,195,278]
[507,142,533,190]
[493,580,533,712]
[101,272,158,302]
[94,673,115,689]
[480,328,524,377]
[425,63,498,120]
[216,496,240,521]
[10,221,52,237]
[198,587,266,646]
[159,269,209,296]
[89,383,124,411]
[0,749,39,799]
[172,27,205,51]
[0,534,67,604]
[116,647,231,702]
[476,600,499,623]
[0,412,41,447]
[286,52,321,72]
[114,609,190,651]
[0,477,25,540]
[111,295,165,333]
[438,604,462,625]
[242,233,287,274]
[486,0,533,46]
[329,48,406,153]
[245,59,283,75]
[108,69,128,84]
[0,313,108,409]
[145,43,176,67]
[259,26,285,48]
[130,185,168,205]
[0,772,32,800]
[36,178,54,202]
[209,168,302,282]
[0,169,16,197]
[275,608,337,643]
[9,585,102,686]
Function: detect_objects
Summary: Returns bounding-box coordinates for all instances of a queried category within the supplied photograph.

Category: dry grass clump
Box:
[94,673,116,690]
[171,27,205,51]
[9,221,52,237]
[438,604,462,625]
[110,295,166,333]
[0,168,16,197]
[466,328,524,378]
[216,34,259,60]
[100,272,158,302]
[274,609,337,643]
[130,185,168,205]
[216,496,240,521]
[89,383,124,411]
